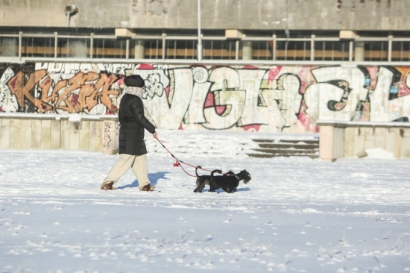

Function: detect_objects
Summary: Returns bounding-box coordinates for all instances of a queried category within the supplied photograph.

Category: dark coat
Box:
[118,93,156,155]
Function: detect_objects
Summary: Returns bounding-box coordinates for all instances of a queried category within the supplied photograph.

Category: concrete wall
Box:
[0,114,119,154]
[0,0,408,30]
[0,0,71,28]
[2,114,409,158]
[318,121,410,161]
[1,62,410,133]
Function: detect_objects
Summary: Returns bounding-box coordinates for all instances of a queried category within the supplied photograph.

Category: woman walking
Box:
[100,74,157,191]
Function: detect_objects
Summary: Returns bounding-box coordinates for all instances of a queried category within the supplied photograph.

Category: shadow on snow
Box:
[115,172,169,190]
[199,187,252,193]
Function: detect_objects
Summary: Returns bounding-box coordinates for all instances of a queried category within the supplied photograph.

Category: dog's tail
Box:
[211,169,223,177]
[195,165,201,177]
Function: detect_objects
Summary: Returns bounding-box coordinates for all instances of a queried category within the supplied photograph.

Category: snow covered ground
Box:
[1,129,410,273]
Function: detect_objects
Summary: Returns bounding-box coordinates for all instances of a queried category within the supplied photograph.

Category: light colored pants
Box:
[103,153,150,190]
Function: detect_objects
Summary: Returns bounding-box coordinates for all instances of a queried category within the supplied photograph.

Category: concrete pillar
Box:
[1,38,17,56]
[134,40,145,59]
[242,41,252,60]
[354,41,365,62]
[318,122,345,162]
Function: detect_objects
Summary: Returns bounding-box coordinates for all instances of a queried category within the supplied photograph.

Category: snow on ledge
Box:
[317,120,410,127]
[0,112,118,121]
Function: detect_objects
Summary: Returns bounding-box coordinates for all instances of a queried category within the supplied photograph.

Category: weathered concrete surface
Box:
[318,121,410,160]
[0,0,73,28]
[0,0,408,31]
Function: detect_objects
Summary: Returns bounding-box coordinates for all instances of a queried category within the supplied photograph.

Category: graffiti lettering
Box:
[0,67,18,112]
[370,67,410,121]
[0,63,409,133]
[7,69,48,112]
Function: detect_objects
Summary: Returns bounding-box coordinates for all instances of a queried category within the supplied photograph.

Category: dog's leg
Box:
[194,179,200,192]
[194,178,205,192]
[208,182,216,192]
[194,166,205,193]
[230,181,239,193]
[194,178,201,192]
[209,170,223,192]
[198,180,207,192]
[227,187,236,193]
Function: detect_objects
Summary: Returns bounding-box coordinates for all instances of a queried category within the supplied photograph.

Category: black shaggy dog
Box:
[209,169,251,193]
[193,166,234,193]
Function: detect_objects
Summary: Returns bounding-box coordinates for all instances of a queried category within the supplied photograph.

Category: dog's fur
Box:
[209,169,251,193]
[193,166,234,193]
[194,166,251,193]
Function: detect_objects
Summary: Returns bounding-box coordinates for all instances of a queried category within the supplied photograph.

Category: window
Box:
[314,41,349,61]
[364,41,388,62]
[203,40,237,60]
[165,39,197,59]
[133,39,163,59]
[276,40,311,61]
[391,41,410,62]
[0,28,409,63]
[251,41,272,60]
[58,37,90,58]
[22,36,55,58]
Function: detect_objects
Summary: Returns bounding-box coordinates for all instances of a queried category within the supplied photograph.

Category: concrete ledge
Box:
[0,115,119,154]
[317,120,410,161]
[317,120,410,128]
[0,113,117,120]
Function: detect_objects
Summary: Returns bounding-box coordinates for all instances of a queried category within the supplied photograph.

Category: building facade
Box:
[0,0,409,138]
[1,0,410,62]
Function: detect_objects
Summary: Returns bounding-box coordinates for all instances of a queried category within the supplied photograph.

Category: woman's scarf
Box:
[123,86,144,98]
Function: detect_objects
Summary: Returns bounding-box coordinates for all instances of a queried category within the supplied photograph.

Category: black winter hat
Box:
[124,74,145,87]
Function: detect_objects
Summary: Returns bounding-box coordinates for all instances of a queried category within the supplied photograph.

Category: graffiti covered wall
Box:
[0,63,409,133]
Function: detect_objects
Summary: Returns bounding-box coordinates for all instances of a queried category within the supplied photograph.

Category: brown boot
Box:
[141,184,155,191]
[100,181,115,190]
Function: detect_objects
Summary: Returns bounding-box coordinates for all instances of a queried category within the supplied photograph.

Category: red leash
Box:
[154,135,213,177]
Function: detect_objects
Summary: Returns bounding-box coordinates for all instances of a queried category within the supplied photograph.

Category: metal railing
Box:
[1,31,410,63]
